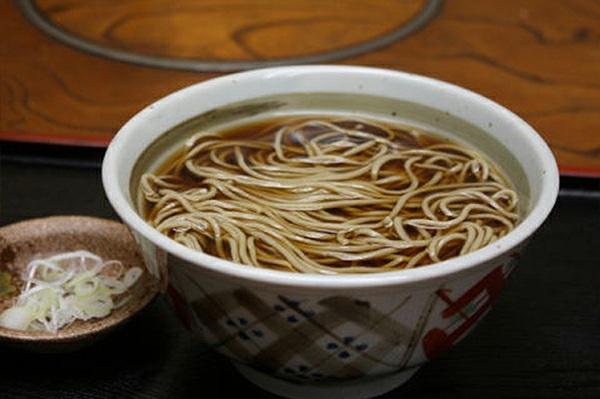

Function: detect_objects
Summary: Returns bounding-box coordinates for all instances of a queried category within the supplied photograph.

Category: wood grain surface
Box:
[35,0,426,60]
[1,0,599,176]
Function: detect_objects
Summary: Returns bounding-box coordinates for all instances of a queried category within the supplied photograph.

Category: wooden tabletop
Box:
[1,0,599,176]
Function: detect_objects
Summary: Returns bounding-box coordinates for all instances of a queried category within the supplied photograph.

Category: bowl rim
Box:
[102,65,559,290]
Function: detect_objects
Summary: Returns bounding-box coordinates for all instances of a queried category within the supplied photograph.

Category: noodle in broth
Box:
[140,117,519,274]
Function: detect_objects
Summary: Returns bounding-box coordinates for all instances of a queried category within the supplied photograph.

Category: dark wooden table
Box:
[0,149,598,398]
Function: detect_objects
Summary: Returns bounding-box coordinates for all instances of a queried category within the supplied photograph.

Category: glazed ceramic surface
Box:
[102,66,558,398]
[165,251,522,379]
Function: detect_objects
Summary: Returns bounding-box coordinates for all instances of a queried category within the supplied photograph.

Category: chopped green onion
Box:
[0,250,143,333]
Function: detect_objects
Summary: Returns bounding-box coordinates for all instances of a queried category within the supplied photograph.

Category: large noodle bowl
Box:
[139,116,519,274]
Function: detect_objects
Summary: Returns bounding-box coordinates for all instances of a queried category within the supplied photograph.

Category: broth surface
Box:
[140,115,519,274]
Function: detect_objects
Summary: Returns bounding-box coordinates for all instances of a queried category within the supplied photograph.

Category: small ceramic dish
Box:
[0,215,160,352]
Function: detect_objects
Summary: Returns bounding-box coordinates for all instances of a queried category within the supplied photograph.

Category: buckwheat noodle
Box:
[140,117,519,274]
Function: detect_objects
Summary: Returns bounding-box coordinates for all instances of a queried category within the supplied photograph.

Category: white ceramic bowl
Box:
[102,66,558,399]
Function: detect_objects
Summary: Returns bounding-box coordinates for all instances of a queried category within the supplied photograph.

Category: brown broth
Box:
[144,115,454,223]
[153,115,448,180]
[140,114,518,273]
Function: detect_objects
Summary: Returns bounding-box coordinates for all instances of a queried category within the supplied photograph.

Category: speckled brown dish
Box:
[0,216,160,352]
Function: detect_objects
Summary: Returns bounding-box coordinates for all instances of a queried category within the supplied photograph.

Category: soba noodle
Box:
[140,117,519,274]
